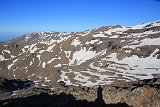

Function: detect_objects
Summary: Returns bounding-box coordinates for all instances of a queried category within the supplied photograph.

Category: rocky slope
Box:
[0,78,160,107]
[0,21,160,106]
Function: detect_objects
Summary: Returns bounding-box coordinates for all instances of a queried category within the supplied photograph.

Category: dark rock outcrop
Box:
[0,78,160,107]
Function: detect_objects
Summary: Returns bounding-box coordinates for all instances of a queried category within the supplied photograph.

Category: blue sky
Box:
[0,0,160,41]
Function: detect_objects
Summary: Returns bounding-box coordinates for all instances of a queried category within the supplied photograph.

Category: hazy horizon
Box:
[1,20,160,41]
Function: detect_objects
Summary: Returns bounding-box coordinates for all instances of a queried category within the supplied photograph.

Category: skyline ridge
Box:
[1,20,160,41]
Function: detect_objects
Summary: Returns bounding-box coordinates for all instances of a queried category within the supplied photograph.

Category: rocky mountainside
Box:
[1,21,160,87]
[0,78,160,107]
[0,21,160,107]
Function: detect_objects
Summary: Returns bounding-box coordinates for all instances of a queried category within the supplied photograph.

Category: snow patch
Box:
[131,22,151,29]
[109,35,119,38]
[4,50,11,54]
[27,43,39,53]
[54,63,61,67]
[64,51,71,58]
[90,63,106,72]
[8,59,18,69]
[47,58,57,64]
[37,55,41,66]
[45,77,51,82]
[28,74,35,78]
[124,38,160,49]
[30,61,33,66]
[71,37,81,46]
[42,62,46,68]
[107,49,160,79]
[104,27,128,35]
[92,33,107,38]
[0,55,6,62]
[86,39,99,44]
[57,71,72,86]
[69,47,106,65]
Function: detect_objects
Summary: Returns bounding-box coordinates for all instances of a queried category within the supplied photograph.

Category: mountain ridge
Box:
[5,20,160,44]
[0,21,160,107]
[0,21,160,88]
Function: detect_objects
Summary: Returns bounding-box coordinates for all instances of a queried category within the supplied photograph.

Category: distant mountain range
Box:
[0,21,160,88]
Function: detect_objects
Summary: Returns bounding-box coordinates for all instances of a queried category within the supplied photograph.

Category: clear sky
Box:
[0,0,160,41]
